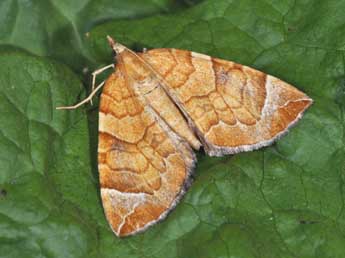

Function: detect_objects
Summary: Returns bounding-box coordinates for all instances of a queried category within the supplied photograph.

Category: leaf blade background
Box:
[0,0,344,257]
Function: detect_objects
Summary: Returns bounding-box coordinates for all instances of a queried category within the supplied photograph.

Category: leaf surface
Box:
[1,0,345,257]
[0,0,191,71]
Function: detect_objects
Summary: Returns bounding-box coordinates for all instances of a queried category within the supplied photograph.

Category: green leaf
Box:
[0,48,103,258]
[1,0,345,258]
[0,0,193,71]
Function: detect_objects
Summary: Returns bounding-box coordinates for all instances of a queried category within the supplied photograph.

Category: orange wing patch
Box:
[141,49,312,155]
[98,64,196,236]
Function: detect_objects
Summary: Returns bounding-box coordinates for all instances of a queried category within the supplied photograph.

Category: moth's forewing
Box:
[141,49,312,156]
[98,62,195,237]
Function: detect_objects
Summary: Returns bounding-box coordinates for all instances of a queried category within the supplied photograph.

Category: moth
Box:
[58,36,312,237]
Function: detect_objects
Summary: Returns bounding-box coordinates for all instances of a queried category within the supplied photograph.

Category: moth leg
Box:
[56,81,105,110]
[91,64,114,104]
[56,64,114,110]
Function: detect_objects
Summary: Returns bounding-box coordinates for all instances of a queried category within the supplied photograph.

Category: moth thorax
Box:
[121,51,151,81]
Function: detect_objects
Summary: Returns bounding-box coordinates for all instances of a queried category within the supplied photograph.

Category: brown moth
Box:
[58,36,312,237]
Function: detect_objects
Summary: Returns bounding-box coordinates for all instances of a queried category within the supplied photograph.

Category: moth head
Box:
[106,36,149,82]
[107,35,126,55]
